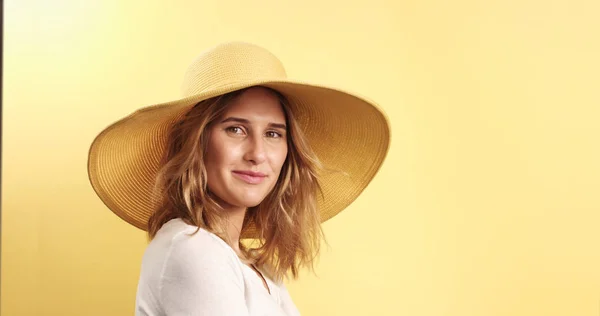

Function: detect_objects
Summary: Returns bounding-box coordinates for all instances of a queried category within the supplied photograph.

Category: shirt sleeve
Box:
[278,282,301,316]
[158,230,249,316]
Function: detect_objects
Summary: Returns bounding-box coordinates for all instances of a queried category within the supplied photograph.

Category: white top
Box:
[135,218,301,316]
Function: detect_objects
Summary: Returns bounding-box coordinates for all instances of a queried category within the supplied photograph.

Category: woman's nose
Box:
[243,135,267,164]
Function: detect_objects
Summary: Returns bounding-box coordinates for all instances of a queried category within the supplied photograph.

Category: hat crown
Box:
[181,42,288,97]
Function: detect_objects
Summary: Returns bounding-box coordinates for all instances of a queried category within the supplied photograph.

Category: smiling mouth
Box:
[232,171,266,184]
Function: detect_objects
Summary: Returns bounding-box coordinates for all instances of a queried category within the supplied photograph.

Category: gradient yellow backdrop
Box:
[2,0,599,315]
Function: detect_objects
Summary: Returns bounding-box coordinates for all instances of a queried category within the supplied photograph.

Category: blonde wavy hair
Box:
[147,86,326,282]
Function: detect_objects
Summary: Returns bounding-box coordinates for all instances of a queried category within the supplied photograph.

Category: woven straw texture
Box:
[87,42,390,237]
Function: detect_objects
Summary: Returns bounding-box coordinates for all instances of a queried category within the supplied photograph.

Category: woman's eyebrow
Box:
[220,117,287,130]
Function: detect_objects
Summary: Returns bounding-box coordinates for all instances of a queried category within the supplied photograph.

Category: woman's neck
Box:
[224,205,247,253]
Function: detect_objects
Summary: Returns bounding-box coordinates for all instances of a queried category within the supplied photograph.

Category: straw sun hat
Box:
[87,41,390,236]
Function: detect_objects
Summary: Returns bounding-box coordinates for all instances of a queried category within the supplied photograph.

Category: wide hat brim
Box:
[88,46,390,239]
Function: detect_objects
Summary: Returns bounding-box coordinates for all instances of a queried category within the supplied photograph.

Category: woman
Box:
[87,42,390,315]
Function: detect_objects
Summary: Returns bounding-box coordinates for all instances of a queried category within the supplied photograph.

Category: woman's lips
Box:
[232,171,266,184]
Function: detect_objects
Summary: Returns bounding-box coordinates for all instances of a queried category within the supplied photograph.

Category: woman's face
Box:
[204,87,288,209]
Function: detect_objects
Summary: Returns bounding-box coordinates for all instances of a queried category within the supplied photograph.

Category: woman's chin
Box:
[210,189,268,209]
[237,196,268,208]
[243,200,266,208]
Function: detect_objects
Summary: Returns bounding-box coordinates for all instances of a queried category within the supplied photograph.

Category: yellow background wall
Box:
[2,0,599,315]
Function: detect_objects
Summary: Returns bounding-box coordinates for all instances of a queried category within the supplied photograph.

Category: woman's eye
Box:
[226,126,244,135]
[266,131,282,138]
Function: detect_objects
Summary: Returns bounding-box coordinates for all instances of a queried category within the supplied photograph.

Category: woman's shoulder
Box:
[136,221,246,313]
[148,218,236,259]
[140,218,241,275]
